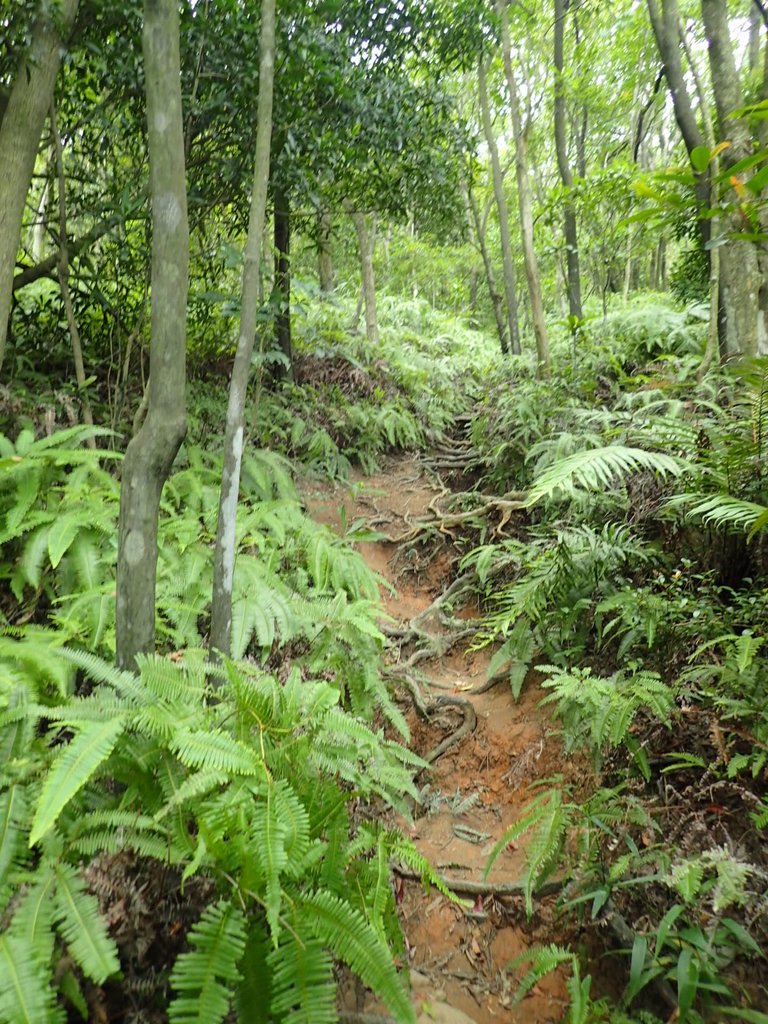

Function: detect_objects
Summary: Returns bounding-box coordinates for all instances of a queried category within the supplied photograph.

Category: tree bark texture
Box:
[350,209,380,347]
[497,1,550,374]
[116,0,189,669]
[318,207,334,293]
[273,181,292,377]
[0,0,79,376]
[209,0,276,659]
[553,0,582,322]
[51,102,96,444]
[702,0,762,358]
[465,184,508,354]
[477,57,520,355]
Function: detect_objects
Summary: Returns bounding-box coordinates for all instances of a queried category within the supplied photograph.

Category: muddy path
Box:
[301,455,575,1024]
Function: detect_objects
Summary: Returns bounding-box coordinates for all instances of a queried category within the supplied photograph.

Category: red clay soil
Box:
[301,456,581,1024]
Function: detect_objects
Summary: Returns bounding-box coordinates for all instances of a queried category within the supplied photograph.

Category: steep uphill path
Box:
[301,454,579,1024]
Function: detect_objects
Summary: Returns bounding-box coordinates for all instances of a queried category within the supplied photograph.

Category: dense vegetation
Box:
[2,0,768,1022]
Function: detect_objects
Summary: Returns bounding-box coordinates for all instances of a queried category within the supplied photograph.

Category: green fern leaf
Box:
[302,890,414,1023]
[254,784,289,943]
[527,445,691,505]
[484,791,569,915]
[268,933,335,1024]
[169,900,247,1024]
[508,943,576,1004]
[0,785,25,885]
[10,869,57,967]
[170,729,259,775]
[235,928,273,1024]
[0,935,61,1024]
[29,718,124,845]
[53,863,120,983]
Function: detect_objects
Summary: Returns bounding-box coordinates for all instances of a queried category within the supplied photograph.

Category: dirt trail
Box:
[302,455,571,1024]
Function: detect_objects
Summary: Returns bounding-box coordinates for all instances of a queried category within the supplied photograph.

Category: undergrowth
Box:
[461,298,768,1022]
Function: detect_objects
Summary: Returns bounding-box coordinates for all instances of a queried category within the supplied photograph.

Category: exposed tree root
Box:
[393,866,566,900]
[469,672,507,695]
[423,695,477,765]
[375,488,528,544]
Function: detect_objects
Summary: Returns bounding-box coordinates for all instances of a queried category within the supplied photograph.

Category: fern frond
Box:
[302,890,414,1023]
[169,900,247,1024]
[53,863,120,983]
[268,933,336,1024]
[29,717,125,845]
[170,729,259,776]
[0,784,27,885]
[507,943,576,1005]
[671,492,768,533]
[0,935,61,1024]
[527,445,692,505]
[484,791,569,915]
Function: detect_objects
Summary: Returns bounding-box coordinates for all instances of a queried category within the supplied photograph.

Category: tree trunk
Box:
[273,181,292,377]
[0,0,79,376]
[51,102,95,445]
[116,0,189,670]
[465,184,508,354]
[477,57,520,355]
[497,1,550,375]
[318,207,334,293]
[553,0,583,323]
[749,3,762,73]
[702,0,761,359]
[349,208,379,346]
[209,0,276,659]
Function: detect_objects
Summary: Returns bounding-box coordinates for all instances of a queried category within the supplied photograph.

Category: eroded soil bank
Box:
[301,455,580,1024]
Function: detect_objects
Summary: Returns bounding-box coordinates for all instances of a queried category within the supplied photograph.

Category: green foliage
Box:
[0,652,421,1022]
[539,665,673,776]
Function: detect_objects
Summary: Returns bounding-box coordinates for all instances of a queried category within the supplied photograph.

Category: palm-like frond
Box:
[169,900,247,1024]
[53,864,120,984]
[527,445,693,506]
[0,935,62,1024]
[302,890,414,1023]
[29,718,124,845]
[268,934,335,1024]
[484,791,569,915]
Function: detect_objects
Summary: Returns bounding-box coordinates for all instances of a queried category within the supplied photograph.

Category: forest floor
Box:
[301,454,589,1024]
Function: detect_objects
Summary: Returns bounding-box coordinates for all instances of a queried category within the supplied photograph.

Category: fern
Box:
[29,717,125,845]
[527,445,692,505]
[267,934,336,1024]
[0,935,62,1024]
[508,943,577,1004]
[169,900,247,1024]
[52,863,120,983]
[484,791,569,915]
[302,890,414,1023]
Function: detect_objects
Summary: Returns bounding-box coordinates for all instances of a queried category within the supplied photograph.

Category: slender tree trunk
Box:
[553,0,583,322]
[0,0,79,376]
[318,207,334,293]
[749,3,762,73]
[702,0,761,359]
[209,0,276,659]
[51,102,95,445]
[497,1,550,375]
[116,0,189,669]
[478,57,520,355]
[273,181,292,377]
[349,208,379,346]
[465,183,508,354]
